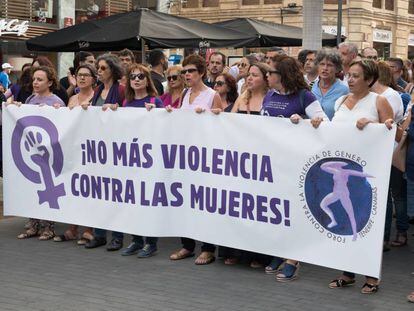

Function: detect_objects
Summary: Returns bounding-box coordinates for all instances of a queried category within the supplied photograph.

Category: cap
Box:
[2,63,13,70]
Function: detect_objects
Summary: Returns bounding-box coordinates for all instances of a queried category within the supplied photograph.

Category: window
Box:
[264,0,283,4]
[76,0,106,24]
[385,0,394,10]
[409,0,414,14]
[202,0,219,7]
[132,0,157,10]
[32,0,58,24]
[373,0,381,8]
[242,0,260,5]
[182,0,199,8]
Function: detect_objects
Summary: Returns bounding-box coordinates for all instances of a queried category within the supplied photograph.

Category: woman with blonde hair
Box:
[160,65,185,108]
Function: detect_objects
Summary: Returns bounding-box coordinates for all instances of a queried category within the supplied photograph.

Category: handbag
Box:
[392,110,412,172]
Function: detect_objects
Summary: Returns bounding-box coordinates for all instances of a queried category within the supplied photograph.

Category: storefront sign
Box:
[373,29,392,43]
[322,26,347,36]
[408,34,414,47]
[0,19,29,37]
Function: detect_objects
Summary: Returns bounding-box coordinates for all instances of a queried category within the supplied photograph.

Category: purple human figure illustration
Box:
[320,161,374,241]
[24,130,65,209]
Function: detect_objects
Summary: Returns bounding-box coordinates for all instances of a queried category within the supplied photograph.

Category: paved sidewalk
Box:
[0,217,413,311]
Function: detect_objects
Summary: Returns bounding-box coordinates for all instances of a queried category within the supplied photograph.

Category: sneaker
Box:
[137,244,157,258]
[106,238,123,251]
[121,241,143,256]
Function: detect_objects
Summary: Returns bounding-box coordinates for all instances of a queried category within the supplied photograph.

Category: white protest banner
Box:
[3,105,395,277]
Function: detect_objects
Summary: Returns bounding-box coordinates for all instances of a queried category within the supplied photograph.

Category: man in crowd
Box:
[0,63,13,90]
[361,47,378,60]
[387,57,408,90]
[265,47,286,67]
[338,42,358,82]
[118,49,135,85]
[148,49,167,96]
[205,52,226,88]
[303,50,318,88]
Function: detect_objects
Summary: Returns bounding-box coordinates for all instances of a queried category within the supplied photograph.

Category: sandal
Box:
[329,278,356,288]
[53,229,77,242]
[77,231,94,245]
[391,232,407,247]
[407,291,414,303]
[195,251,215,265]
[276,262,300,282]
[250,260,263,269]
[170,248,194,261]
[361,282,379,294]
[17,227,39,239]
[38,228,55,241]
[265,257,285,274]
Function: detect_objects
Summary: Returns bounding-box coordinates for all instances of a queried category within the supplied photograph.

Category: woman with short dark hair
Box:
[214,73,238,112]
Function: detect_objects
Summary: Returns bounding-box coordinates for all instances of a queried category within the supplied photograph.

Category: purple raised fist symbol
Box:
[12,116,66,209]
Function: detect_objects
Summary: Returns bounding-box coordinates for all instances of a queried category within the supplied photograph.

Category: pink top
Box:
[180,87,216,111]
[160,92,180,108]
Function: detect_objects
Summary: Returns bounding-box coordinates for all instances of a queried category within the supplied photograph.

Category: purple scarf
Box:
[92,82,124,106]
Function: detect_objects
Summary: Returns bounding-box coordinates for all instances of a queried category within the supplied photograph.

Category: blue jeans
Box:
[384,167,409,242]
[132,235,158,246]
[94,229,124,240]
[407,177,414,218]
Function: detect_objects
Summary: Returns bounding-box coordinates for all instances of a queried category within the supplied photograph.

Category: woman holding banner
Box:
[85,54,125,251]
[330,59,393,294]
[167,54,222,265]
[263,56,327,281]
[160,65,185,108]
[14,66,65,240]
[54,64,97,244]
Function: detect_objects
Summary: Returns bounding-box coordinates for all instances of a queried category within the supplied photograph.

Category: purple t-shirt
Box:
[25,94,65,107]
[123,95,163,108]
[261,89,317,118]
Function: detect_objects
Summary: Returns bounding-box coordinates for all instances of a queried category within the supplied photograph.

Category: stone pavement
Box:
[0,217,413,311]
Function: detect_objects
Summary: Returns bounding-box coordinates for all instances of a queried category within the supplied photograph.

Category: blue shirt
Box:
[0,71,10,89]
[312,79,349,120]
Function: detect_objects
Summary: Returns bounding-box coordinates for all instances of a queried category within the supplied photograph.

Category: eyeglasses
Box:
[238,63,248,68]
[365,56,378,60]
[129,73,146,80]
[214,81,225,87]
[180,68,198,75]
[77,73,92,78]
[97,65,108,71]
[167,75,179,82]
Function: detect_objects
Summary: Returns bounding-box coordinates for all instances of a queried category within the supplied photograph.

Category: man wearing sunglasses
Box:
[148,49,167,96]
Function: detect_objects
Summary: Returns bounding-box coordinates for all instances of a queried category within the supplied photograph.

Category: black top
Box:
[237,110,260,115]
[151,71,165,96]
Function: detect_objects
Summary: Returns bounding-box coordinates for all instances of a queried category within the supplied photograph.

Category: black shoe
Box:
[85,237,107,249]
[107,238,123,251]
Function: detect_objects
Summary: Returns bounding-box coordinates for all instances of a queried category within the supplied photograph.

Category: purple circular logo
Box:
[11,116,65,209]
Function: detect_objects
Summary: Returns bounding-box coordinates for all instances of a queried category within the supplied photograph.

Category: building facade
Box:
[169,0,414,59]
[0,0,158,78]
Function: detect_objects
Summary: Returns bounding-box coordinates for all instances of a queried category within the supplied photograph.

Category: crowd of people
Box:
[2,42,414,299]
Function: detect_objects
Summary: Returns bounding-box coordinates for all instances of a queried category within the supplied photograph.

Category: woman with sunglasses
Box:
[120,63,163,258]
[213,73,238,112]
[262,56,327,280]
[160,65,185,108]
[168,54,221,265]
[91,54,125,108]
[236,55,257,95]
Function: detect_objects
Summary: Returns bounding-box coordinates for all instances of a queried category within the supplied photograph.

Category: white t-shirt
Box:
[181,87,216,111]
[381,87,404,123]
[332,92,379,123]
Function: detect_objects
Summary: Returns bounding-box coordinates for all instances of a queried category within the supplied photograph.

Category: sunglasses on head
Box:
[214,81,225,87]
[181,68,198,75]
[129,73,146,80]
[167,75,179,82]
